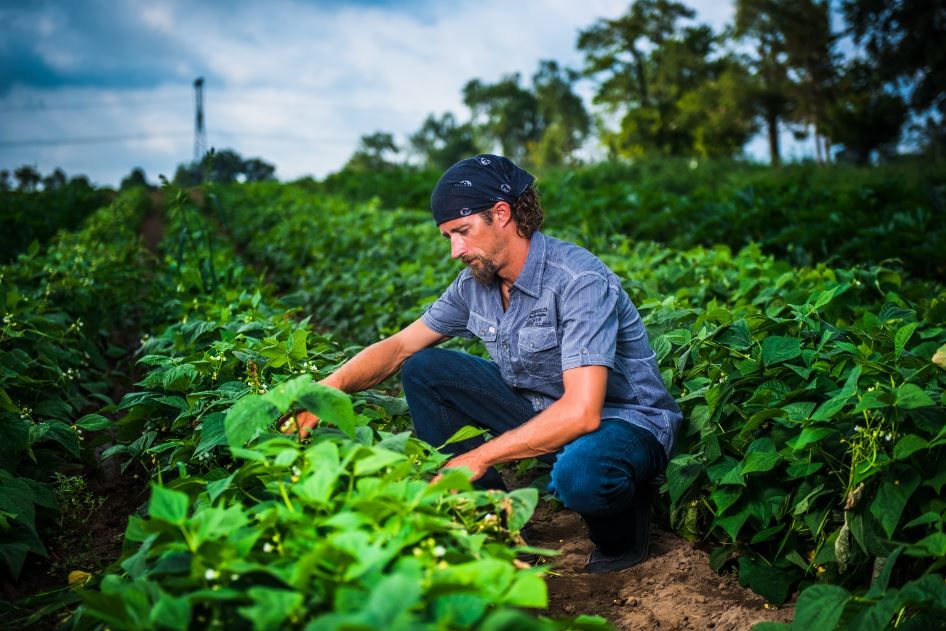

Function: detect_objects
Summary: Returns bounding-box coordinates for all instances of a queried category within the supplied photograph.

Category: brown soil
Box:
[529,504,795,630]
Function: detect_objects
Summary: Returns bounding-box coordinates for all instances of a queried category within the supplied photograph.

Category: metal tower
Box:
[193,77,207,162]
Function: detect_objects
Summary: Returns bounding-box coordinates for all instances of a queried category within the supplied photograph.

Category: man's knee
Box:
[401,347,449,390]
[550,451,635,517]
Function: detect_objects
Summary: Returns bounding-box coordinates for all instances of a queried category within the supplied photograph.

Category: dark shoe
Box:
[583,496,652,574]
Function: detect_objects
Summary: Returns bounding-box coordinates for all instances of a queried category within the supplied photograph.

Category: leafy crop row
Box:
[208,181,946,627]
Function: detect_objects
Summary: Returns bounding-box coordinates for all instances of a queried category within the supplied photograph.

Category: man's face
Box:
[439,210,503,285]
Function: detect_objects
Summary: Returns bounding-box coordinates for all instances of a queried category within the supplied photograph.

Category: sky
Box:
[0,0,813,187]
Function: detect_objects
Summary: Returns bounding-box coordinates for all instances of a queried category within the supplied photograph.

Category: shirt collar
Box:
[511,231,545,298]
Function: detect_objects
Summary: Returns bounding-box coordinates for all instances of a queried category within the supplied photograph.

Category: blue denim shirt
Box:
[421,231,682,458]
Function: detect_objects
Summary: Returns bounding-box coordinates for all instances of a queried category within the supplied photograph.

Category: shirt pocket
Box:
[467,312,498,342]
[517,326,560,379]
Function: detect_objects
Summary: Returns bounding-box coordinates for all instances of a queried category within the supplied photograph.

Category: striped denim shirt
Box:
[421,231,682,458]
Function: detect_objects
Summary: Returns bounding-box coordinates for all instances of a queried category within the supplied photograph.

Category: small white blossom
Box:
[432,545,446,557]
[854,425,861,433]
[204,568,219,580]
[884,433,892,442]
[263,543,274,553]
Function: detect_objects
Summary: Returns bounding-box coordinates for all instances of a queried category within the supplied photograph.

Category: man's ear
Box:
[493,201,513,228]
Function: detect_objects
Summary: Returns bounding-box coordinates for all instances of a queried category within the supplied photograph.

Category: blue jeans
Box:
[401,348,667,553]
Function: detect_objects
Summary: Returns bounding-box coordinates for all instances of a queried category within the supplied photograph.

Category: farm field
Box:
[1,161,945,630]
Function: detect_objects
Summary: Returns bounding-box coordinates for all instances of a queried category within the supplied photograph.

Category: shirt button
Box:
[488,326,495,333]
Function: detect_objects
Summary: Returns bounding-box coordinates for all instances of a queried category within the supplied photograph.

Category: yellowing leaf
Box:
[933,344,946,371]
[68,570,92,588]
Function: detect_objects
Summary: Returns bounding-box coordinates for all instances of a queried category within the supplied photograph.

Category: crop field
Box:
[1,161,945,630]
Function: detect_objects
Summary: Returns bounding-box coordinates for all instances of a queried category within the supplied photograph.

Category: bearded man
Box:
[289,154,682,573]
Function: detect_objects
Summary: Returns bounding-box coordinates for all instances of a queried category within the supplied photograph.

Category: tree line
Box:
[345,0,945,171]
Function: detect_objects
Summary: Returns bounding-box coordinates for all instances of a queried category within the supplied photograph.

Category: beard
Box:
[462,255,500,285]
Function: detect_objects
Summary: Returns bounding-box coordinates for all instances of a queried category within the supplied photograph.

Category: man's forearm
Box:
[319,337,405,393]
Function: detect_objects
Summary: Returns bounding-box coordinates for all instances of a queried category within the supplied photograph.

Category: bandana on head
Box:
[430,154,535,225]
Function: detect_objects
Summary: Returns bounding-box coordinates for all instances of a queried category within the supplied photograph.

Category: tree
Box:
[242,158,276,182]
[0,170,10,191]
[530,60,592,166]
[409,113,479,170]
[843,0,946,156]
[822,59,907,164]
[344,132,401,172]
[14,165,40,192]
[463,75,541,163]
[121,167,150,190]
[578,0,753,158]
[42,168,67,191]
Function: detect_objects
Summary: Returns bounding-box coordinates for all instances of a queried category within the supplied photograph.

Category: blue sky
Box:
[0,0,811,186]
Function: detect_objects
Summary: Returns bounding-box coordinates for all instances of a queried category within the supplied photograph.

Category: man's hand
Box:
[280,410,319,440]
[432,450,490,484]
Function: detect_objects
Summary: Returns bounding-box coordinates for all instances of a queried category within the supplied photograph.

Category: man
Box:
[289,155,682,573]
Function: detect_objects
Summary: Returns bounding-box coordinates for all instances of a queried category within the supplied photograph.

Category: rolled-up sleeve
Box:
[559,273,618,371]
[421,273,474,339]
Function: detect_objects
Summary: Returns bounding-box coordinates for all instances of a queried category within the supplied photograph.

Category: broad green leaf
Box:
[740,438,779,475]
[502,571,547,608]
[353,447,406,476]
[789,427,836,450]
[224,396,280,450]
[504,487,538,532]
[194,412,227,457]
[666,454,702,506]
[810,395,850,422]
[237,587,302,631]
[893,434,928,460]
[869,467,921,538]
[793,584,852,630]
[148,485,189,525]
[150,592,191,630]
[894,322,918,358]
[895,383,934,409]
[75,414,112,431]
[761,336,801,366]
[286,328,308,361]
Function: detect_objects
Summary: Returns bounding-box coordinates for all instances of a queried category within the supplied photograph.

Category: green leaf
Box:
[353,447,406,476]
[737,556,798,605]
[667,454,702,506]
[439,425,489,448]
[286,328,309,361]
[810,395,850,422]
[793,584,852,630]
[789,427,836,450]
[225,395,280,450]
[148,485,189,526]
[237,587,302,631]
[75,414,112,431]
[502,571,547,608]
[504,488,538,532]
[894,322,918,359]
[740,438,780,475]
[895,383,934,409]
[150,592,191,630]
[761,336,801,366]
[893,434,928,460]
[194,412,227,457]
[869,467,922,538]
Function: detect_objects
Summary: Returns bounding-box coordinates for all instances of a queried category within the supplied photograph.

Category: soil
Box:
[528,503,795,630]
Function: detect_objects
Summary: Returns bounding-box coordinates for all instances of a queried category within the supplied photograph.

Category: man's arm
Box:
[286,318,448,437]
[439,364,608,480]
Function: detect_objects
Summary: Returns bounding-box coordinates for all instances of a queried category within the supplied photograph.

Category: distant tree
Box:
[42,168,67,191]
[173,162,203,187]
[530,60,592,166]
[344,132,401,172]
[0,170,10,191]
[822,59,907,164]
[734,0,798,165]
[409,112,479,170]
[202,149,245,183]
[579,1,752,158]
[242,158,276,182]
[14,165,41,192]
[121,167,151,190]
[843,0,946,156]
[463,74,541,164]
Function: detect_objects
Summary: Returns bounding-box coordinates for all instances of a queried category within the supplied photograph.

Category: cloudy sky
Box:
[0,0,810,187]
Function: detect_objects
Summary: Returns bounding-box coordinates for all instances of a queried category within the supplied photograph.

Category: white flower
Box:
[884,433,892,442]
[263,543,274,553]
[432,545,446,557]
[204,568,219,580]
[854,425,861,433]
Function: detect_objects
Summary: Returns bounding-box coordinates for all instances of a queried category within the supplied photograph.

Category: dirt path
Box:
[529,504,794,630]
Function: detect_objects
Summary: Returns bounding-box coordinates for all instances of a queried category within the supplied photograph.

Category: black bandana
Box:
[430,154,535,225]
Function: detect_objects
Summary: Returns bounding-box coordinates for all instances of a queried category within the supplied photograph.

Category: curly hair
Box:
[480,185,545,238]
